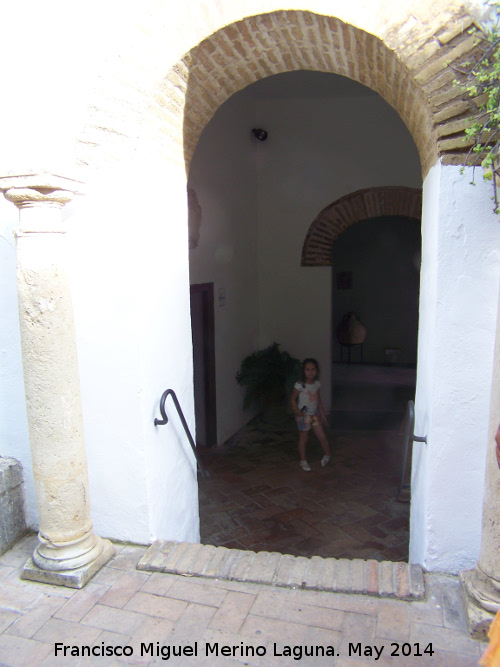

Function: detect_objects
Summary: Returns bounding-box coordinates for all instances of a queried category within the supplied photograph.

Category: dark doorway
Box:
[331,216,421,367]
[190,283,217,447]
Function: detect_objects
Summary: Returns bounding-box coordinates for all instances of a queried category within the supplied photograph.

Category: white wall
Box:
[64,158,200,545]
[188,93,261,444]
[1,0,497,567]
[1,159,200,545]
[411,164,500,572]
[255,83,422,410]
[0,198,37,529]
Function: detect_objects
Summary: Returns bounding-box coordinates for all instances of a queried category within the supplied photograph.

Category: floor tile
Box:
[198,364,413,560]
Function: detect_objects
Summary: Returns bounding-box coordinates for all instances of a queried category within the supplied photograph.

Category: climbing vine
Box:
[456,0,500,213]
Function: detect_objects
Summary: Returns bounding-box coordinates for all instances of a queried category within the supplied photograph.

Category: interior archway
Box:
[302,186,422,266]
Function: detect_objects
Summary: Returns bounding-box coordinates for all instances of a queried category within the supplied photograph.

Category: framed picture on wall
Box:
[337,271,353,290]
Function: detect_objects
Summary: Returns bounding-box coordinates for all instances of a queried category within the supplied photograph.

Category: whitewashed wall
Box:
[411,164,500,572]
[0,0,498,570]
[64,161,199,545]
[188,94,260,444]
[256,90,422,409]
[1,162,200,545]
[0,198,37,529]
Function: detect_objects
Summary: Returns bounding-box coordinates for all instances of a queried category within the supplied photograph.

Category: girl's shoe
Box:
[300,460,311,472]
[321,455,331,468]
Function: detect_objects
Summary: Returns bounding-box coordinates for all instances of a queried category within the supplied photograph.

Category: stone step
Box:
[137,540,424,600]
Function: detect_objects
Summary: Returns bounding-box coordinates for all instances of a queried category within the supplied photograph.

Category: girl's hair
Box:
[300,358,320,386]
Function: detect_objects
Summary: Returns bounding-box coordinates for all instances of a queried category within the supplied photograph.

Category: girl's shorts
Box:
[296,413,319,432]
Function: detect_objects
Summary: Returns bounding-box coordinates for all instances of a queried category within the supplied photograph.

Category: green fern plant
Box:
[235,343,300,412]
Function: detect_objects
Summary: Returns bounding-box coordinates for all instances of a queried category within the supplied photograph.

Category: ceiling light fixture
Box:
[252,128,268,142]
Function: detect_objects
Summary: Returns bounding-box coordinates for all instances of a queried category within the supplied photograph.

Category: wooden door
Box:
[190,283,217,447]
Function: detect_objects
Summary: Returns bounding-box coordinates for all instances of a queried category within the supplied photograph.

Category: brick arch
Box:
[301,186,422,266]
[76,5,486,177]
[174,8,485,177]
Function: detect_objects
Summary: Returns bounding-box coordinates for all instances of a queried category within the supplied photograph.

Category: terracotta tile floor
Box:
[0,536,487,667]
[198,364,416,562]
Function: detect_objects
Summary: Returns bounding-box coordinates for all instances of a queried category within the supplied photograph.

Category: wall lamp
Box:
[252,128,268,142]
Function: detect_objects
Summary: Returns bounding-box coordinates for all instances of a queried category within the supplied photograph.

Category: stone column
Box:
[0,173,114,588]
[460,286,500,637]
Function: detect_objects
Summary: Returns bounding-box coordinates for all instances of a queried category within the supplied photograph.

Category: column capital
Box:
[0,173,84,210]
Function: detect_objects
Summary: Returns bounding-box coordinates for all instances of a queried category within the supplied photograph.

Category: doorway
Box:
[188,72,421,558]
[190,283,217,447]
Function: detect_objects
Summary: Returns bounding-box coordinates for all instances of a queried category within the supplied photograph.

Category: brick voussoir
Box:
[219,548,244,579]
[228,549,256,581]
[274,553,296,586]
[174,542,204,574]
[396,560,410,599]
[335,558,352,592]
[318,555,337,591]
[238,550,269,583]
[287,556,310,588]
[263,551,284,582]
[303,555,324,589]
[366,559,379,595]
[203,546,231,578]
[136,539,164,571]
[246,551,281,585]
[351,559,366,594]
[137,541,424,600]
[379,560,397,597]
[410,563,425,599]
[159,541,191,572]
[190,544,218,576]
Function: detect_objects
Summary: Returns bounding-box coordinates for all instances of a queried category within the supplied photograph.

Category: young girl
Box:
[291,358,331,471]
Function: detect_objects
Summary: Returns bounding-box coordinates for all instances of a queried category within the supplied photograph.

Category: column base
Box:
[460,569,498,639]
[21,538,114,589]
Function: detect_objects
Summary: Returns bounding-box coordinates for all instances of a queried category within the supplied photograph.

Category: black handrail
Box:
[399,400,427,495]
[154,389,210,479]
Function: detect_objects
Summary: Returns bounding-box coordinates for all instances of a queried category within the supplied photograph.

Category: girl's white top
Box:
[294,380,320,415]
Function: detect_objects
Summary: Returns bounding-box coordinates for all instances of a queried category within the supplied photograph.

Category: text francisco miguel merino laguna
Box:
[54,641,339,660]
[54,641,435,660]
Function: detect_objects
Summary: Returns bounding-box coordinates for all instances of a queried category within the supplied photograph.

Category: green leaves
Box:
[235,343,301,412]
[457,0,500,213]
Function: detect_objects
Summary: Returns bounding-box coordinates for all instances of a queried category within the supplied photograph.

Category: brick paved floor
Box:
[198,364,416,561]
[0,535,487,666]
[198,419,411,561]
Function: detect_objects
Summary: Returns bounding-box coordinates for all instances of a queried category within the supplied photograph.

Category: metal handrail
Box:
[154,389,210,479]
[399,400,427,495]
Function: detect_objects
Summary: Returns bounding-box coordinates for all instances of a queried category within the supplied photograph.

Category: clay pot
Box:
[336,312,367,345]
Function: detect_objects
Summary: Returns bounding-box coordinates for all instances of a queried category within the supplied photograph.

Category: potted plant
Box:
[456,0,500,213]
[235,343,300,418]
